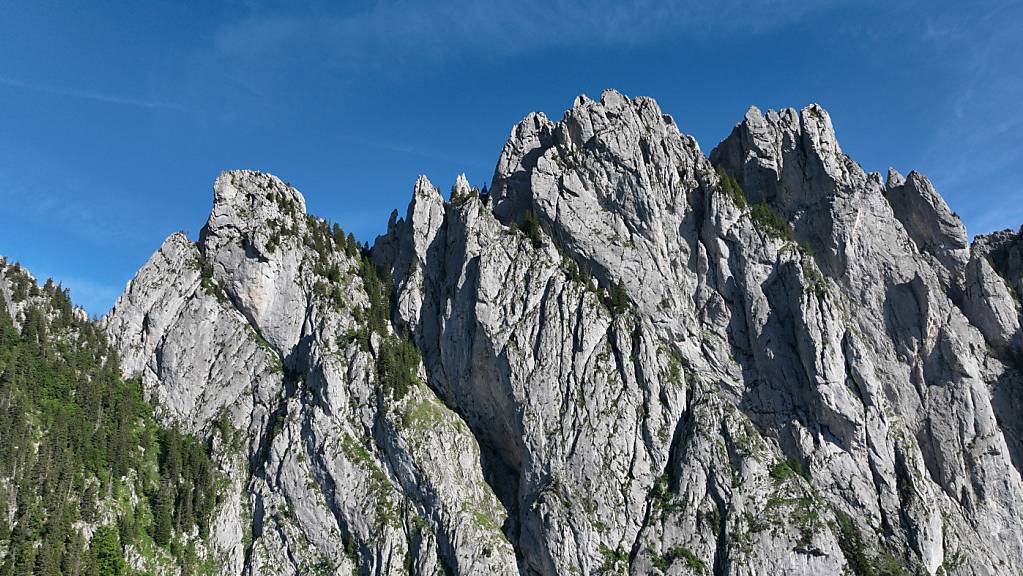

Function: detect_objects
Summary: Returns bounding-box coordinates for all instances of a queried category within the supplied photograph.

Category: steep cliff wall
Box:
[101,91,1023,575]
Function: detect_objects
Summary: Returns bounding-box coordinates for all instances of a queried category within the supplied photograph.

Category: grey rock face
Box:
[712,100,1023,575]
[105,171,517,576]
[103,90,1023,575]
[0,257,30,325]
[964,229,1023,353]
[883,169,969,285]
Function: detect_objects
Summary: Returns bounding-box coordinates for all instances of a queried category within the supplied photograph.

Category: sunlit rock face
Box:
[105,90,1023,575]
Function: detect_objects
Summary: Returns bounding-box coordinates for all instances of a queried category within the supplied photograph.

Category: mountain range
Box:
[2,89,1023,575]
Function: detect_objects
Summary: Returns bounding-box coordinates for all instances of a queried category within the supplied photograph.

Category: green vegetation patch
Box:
[518,210,543,249]
[377,337,421,401]
[716,167,747,209]
[764,495,822,550]
[650,473,682,515]
[2,262,38,303]
[401,397,452,433]
[450,183,481,206]
[649,545,706,573]
[339,434,399,530]
[597,543,629,574]
[769,458,810,483]
[0,280,221,574]
[605,281,630,316]
[801,258,827,297]
[833,511,909,576]
[195,254,229,303]
[356,254,424,401]
[750,200,795,241]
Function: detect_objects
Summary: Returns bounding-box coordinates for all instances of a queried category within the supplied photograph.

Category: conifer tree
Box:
[89,525,127,576]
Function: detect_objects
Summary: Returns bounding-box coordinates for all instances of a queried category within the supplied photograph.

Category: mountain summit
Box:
[5,90,1023,575]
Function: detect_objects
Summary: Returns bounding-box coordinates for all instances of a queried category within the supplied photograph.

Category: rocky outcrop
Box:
[710,102,1023,575]
[883,169,969,286]
[104,171,517,576]
[963,229,1023,353]
[101,90,1023,575]
[0,256,28,323]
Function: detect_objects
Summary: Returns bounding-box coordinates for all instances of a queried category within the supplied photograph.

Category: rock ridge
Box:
[92,89,1023,575]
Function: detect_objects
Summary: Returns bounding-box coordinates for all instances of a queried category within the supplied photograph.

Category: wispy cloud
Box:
[190,0,848,130]
[210,0,845,80]
[0,75,182,110]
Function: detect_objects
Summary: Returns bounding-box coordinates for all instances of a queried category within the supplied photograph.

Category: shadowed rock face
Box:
[98,90,1023,576]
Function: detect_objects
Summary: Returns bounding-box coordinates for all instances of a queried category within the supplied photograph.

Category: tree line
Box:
[0,264,219,575]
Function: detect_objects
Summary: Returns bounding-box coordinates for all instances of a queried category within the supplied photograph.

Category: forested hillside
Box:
[0,259,219,575]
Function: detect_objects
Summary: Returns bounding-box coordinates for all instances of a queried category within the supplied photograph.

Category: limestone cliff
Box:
[100,90,1023,575]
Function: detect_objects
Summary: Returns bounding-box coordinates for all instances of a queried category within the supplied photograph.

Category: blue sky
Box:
[1,1,1020,315]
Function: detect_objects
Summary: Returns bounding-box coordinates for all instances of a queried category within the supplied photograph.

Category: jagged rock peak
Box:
[973,226,1023,261]
[216,169,306,215]
[559,89,684,150]
[374,173,447,279]
[202,170,307,248]
[1,258,39,327]
[491,89,701,222]
[710,102,850,207]
[709,99,976,290]
[964,227,1023,352]
[799,102,842,154]
[887,166,907,189]
[452,172,471,196]
[413,173,442,200]
[196,170,317,355]
[104,161,524,575]
[884,169,968,278]
[1,256,91,328]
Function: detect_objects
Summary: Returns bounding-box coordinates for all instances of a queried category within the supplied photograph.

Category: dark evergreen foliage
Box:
[716,167,747,209]
[0,264,219,575]
[306,216,361,309]
[376,337,420,401]
[359,255,391,337]
[520,211,543,248]
[606,281,630,315]
[354,254,422,400]
[750,200,795,241]
[834,511,909,576]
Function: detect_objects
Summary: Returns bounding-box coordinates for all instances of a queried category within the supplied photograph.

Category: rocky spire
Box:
[884,170,969,281]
